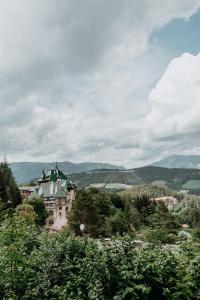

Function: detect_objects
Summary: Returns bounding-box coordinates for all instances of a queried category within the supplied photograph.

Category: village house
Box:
[19,186,34,199]
[33,165,76,232]
[151,196,178,207]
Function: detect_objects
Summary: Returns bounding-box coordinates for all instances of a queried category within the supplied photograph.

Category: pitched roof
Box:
[39,166,68,183]
[55,186,68,198]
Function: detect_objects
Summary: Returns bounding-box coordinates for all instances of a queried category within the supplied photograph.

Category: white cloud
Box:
[142,52,200,161]
[0,1,200,166]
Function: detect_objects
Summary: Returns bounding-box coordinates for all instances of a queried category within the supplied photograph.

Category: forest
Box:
[0,162,200,299]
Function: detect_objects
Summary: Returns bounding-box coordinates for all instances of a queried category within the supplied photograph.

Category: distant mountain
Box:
[10,161,125,183]
[151,155,200,169]
[67,166,200,194]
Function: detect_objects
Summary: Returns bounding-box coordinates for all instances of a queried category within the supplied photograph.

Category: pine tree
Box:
[0,161,21,213]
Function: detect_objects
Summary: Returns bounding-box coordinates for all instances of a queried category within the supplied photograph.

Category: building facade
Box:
[34,166,76,231]
[19,186,34,199]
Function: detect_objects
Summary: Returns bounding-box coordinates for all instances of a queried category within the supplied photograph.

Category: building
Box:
[19,186,34,199]
[34,165,76,231]
[151,196,178,207]
[181,224,189,230]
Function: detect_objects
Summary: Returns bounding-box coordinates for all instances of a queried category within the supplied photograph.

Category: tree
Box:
[0,216,39,299]
[105,209,129,235]
[146,204,180,244]
[179,208,200,227]
[125,206,141,230]
[0,161,21,215]
[68,188,112,237]
[132,195,156,224]
[24,197,48,226]
[68,188,130,237]
[16,204,37,223]
[110,193,124,210]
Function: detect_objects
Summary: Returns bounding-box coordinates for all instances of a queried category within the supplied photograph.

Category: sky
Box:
[1,0,200,167]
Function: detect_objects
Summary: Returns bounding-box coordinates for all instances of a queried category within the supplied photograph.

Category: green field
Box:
[182,180,200,190]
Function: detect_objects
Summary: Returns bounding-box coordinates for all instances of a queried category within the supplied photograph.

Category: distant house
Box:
[19,186,34,199]
[151,196,178,207]
[180,189,189,194]
[181,224,189,230]
[33,165,76,231]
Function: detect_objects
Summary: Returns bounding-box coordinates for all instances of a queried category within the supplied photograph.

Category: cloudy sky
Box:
[1,0,200,167]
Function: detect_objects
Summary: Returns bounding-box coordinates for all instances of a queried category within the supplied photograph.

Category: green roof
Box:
[39,166,68,183]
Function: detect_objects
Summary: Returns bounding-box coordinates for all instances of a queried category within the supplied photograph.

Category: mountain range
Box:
[151,155,200,169]
[10,155,200,195]
[10,161,124,184]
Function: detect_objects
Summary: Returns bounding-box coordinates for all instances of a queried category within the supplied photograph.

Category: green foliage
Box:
[68,188,130,237]
[132,195,157,224]
[119,184,180,202]
[1,179,200,299]
[16,203,37,223]
[67,166,200,194]
[0,162,21,217]
[0,219,200,299]
[24,196,48,226]
[144,203,180,244]
[0,216,39,299]
[125,206,141,230]
[105,209,129,235]
[110,193,125,209]
[192,226,200,242]
[178,208,200,227]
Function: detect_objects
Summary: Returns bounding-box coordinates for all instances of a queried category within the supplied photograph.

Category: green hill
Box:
[67,166,200,194]
[182,180,200,190]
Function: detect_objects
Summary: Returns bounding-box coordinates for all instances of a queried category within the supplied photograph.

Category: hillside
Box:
[151,155,200,169]
[10,161,124,183]
[119,184,180,200]
[67,166,200,194]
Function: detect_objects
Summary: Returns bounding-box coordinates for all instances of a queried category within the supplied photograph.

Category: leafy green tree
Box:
[0,216,39,299]
[0,227,200,299]
[179,207,200,227]
[192,226,200,242]
[125,206,141,230]
[105,209,129,235]
[16,204,37,223]
[24,196,48,226]
[69,188,131,237]
[68,188,112,237]
[25,232,110,299]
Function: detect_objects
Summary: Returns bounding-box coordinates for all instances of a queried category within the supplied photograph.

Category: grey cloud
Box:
[0,1,200,166]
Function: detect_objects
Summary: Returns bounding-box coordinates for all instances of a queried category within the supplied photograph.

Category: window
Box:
[49,219,54,225]
[66,206,68,212]
[59,206,62,210]
[48,210,54,216]
[59,212,62,217]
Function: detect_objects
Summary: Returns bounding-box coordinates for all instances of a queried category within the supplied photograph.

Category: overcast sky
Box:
[1,0,200,167]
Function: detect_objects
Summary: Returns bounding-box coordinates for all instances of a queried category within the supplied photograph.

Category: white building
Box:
[34,165,76,231]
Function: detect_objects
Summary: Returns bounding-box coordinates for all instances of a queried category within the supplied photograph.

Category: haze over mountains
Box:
[151,155,200,169]
[11,161,124,184]
[9,155,200,195]
[10,155,200,184]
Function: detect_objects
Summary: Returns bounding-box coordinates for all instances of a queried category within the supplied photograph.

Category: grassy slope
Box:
[68,166,200,193]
